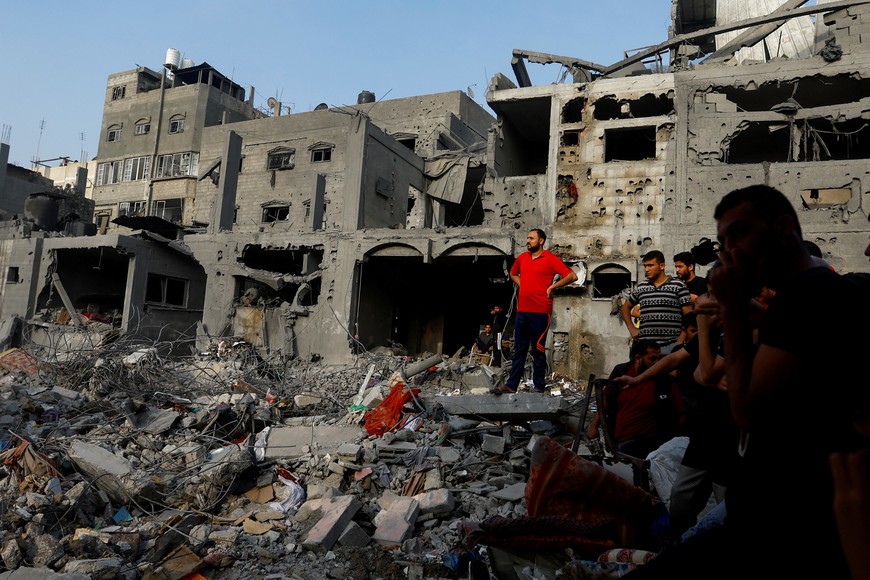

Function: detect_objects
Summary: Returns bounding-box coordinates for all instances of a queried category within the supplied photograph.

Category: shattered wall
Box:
[486,4,870,380]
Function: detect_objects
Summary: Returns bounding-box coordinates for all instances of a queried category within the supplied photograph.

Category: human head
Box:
[527,229,547,252]
[483,324,492,334]
[673,251,696,281]
[713,185,804,288]
[631,339,662,369]
[641,250,666,282]
[803,240,823,258]
[681,312,699,342]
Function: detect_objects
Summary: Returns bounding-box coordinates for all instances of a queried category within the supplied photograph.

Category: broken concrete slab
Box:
[434,392,573,420]
[264,425,362,460]
[67,440,157,505]
[489,482,526,502]
[301,494,362,553]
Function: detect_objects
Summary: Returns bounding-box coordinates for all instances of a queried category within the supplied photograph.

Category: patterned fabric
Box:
[525,436,660,550]
[598,548,657,564]
[629,277,692,344]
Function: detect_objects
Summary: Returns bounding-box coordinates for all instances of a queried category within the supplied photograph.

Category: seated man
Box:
[588,339,686,459]
[471,324,496,358]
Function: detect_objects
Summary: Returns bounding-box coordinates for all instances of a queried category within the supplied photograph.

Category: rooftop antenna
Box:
[79,131,86,164]
[34,118,45,168]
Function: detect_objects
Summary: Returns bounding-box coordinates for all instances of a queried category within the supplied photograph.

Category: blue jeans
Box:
[506,311,550,390]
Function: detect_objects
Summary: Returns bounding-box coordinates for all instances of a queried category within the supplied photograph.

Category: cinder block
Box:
[301,495,361,553]
[373,496,419,527]
[338,521,370,547]
[481,434,505,455]
[412,488,455,515]
[372,512,413,548]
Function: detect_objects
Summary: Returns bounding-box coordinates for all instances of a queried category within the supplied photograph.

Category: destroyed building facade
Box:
[1,0,869,380]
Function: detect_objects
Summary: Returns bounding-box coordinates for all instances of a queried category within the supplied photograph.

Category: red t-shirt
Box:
[510,250,573,314]
[607,365,685,444]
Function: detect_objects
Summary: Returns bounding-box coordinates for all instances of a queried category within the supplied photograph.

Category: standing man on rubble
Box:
[491,229,576,394]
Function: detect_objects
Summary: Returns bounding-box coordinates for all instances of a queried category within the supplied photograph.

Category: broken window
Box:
[6,267,19,283]
[594,94,673,120]
[561,131,580,146]
[155,152,198,178]
[96,161,123,185]
[118,201,146,217]
[123,156,150,181]
[106,125,122,143]
[711,75,870,112]
[145,274,187,307]
[168,115,185,134]
[134,119,151,135]
[267,148,295,170]
[111,86,126,100]
[604,127,656,162]
[562,97,585,123]
[728,118,870,164]
[262,205,289,222]
[591,264,631,299]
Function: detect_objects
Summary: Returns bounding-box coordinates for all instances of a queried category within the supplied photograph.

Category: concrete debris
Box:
[0,337,607,579]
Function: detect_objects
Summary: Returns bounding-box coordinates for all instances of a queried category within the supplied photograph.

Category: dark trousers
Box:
[506,312,550,390]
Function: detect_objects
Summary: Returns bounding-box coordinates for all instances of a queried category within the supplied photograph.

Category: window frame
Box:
[123,156,150,181]
[111,86,126,100]
[96,160,123,185]
[261,204,290,223]
[134,120,151,135]
[118,200,146,217]
[267,148,295,170]
[168,116,185,134]
[155,152,199,178]
[106,125,122,143]
[145,273,188,307]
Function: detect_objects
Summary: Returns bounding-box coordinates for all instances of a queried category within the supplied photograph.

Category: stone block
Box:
[412,488,455,515]
[338,521,370,547]
[372,512,413,549]
[301,494,362,553]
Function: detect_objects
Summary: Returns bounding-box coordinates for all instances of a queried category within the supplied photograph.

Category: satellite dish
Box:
[467,85,475,99]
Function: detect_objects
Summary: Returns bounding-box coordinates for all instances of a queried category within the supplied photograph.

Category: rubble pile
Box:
[0,338,593,580]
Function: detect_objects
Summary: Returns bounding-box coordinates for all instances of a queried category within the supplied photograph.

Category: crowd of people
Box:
[476,185,870,579]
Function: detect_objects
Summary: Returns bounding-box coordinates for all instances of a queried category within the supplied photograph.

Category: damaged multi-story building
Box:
[1,0,868,379]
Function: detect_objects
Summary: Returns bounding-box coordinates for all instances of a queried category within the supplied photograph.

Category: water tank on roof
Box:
[180,57,195,69]
[314,103,329,111]
[164,48,181,71]
[357,90,375,104]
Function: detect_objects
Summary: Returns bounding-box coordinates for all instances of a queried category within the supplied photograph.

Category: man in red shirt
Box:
[587,339,686,459]
[491,229,576,394]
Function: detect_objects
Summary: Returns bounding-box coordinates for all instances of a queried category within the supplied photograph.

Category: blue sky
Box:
[0,0,674,168]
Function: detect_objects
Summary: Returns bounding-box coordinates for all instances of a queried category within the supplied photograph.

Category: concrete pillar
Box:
[212,131,242,233]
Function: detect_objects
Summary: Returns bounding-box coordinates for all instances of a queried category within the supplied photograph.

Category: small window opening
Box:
[262,205,289,222]
[591,264,632,298]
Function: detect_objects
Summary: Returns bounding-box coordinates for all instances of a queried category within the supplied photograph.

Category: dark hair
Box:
[681,312,698,329]
[803,240,823,258]
[631,339,660,359]
[673,251,695,266]
[642,250,665,264]
[531,228,547,242]
[714,185,802,239]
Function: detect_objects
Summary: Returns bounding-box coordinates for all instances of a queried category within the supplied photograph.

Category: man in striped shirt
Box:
[621,250,693,354]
